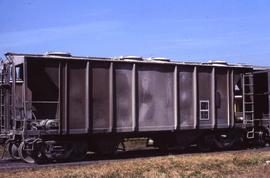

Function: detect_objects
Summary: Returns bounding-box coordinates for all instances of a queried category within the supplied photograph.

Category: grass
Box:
[1,149,270,178]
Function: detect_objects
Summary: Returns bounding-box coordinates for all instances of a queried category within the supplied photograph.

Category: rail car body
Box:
[0,52,269,163]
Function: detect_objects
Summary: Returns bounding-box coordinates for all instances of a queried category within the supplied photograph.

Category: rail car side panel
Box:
[23,57,253,135]
[27,60,59,121]
[254,71,270,129]
[216,68,229,128]
[178,66,195,129]
[137,64,175,131]
[114,63,133,132]
[68,61,87,133]
[197,67,213,129]
[92,62,111,132]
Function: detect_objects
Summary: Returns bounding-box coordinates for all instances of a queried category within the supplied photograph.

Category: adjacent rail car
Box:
[0,52,269,163]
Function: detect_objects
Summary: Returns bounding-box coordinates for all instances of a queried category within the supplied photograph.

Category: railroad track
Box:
[1,146,270,171]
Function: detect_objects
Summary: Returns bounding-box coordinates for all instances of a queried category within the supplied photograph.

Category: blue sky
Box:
[1,0,270,65]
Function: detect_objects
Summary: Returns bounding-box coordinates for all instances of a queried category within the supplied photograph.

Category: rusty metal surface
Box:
[25,58,250,133]
[197,67,213,129]
[92,62,110,132]
[68,61,87,132]
[179,66,195,129]
[216,68,229,128]
[254,71,270,127]
[27,60,59,120]
[137,64,175,131]
[0,54,256,138]
[114,63,133,132]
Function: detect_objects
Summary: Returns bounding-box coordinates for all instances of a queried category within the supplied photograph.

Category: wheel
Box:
[18,142,36,164]
[42,141,87,162]
[214,132,236,150]
[7,142,20,160]
[256,128,270,147]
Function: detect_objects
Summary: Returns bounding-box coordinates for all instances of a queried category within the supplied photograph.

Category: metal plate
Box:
[137,64,174,131]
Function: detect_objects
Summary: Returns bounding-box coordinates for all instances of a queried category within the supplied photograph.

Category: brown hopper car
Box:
[0,52,269,163]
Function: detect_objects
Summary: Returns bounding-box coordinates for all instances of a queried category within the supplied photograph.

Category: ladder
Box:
[0,65,11,134]
[0,88,4,132]
[243,73,255,139]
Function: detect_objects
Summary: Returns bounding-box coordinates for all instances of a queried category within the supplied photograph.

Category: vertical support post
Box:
[0,85,2,131]
[109,62,114,132]
[5,64,11,131]
[88,62,93,133]
[230,70,235,127]
[211,67,216,128]
[12,61,16,130]
[226,70,230,127]
[22,59,28,139]
[58,62,61,134]
[85,61,90,133]
[174,65,178,130]
[132,63,137,131]
[64,62,68,134]
[242,73,246,123]
[193,66,197,129]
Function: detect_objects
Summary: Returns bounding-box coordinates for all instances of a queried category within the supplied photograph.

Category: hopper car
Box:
[0,52,270,163]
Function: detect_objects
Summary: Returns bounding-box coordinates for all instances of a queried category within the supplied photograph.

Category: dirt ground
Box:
[1,147,270,178]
